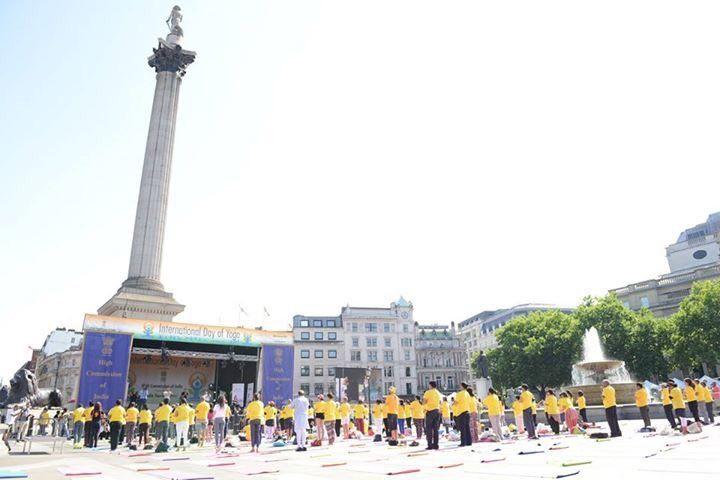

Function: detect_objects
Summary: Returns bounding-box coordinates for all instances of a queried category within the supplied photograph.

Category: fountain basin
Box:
[567,382,637,406]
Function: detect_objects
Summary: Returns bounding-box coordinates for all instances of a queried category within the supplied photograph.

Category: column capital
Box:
[148,39,196,76]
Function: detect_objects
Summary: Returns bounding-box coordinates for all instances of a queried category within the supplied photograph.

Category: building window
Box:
[328,332,337,340]
[402,324,409,333]
[300,366,310,376]
[365,323,378,333]
[640,296,650,308]
[447,376,454,389]
[405,366,411,377]
[351,323,358,332]
[351,351,361,361]
[384,351,394,362]
[693,249,708,259]
[368,350,377,362]
[401,338,412,347]
[366,337,377,347]
[300,383,310,393]
[406,383,413,395]
[315,332,323,340]
[404,350,411,361]
[300,332,310,340]
[300,320,309,327]
[301,350,310,359]
[384,366,393,377]
[328,350,337,358]
[313,319,323,327]
[314,383,324,395]
[314,350,323,358]
[383,323,392,333]
[384,337,391,347]
[328,367,336,377]
[327,319,336,327]
[352,337,359,347]
[315,367,324,376]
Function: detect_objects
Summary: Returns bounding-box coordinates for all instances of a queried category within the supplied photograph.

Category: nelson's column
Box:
[99,6,195,321]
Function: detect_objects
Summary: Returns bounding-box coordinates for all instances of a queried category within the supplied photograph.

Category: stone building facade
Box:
[291,315,345,397]
[35,347,83,407]
[415,323,469,394]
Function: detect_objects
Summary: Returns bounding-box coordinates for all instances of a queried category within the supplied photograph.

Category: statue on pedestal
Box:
[474,350,490,379]
[0,368,62,408]
[165,5,184,45]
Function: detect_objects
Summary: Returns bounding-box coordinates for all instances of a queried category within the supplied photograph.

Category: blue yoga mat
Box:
[0,471,28,479]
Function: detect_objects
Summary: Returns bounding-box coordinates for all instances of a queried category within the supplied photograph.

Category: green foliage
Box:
[623,311,674,380]
[487,310,582,392]
[574,294,634,362]
[672,280,720,369]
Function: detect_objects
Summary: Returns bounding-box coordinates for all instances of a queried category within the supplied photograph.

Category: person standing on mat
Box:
[385,386,400,445]
[669,381,686,428]
[634,383,651,428]
[544,390,561,435]
[323,393,337,445]
[89,402,104,448]
[409,395,425,439]
[700,380,714,424]
[659,383,676,428]
[125,402,139,447]
[576,391,588,424]
[423,381,442,450]
[212,395,228,453]
[246,393,264,453]
[292,390,309,451]
[107,400,125,451]
[138,404,152,448]
[155,398,172,446]
[372,400,384,438]
[441,397,451,435]
[684,378,701,423]
[455,383,472,446]
[519,385,537,440]
[194,397,210,448]
[314,394,326,444]
[82,401,94,447]
[601,380,621,437]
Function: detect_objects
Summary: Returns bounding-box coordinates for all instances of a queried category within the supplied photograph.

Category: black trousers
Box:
[688,400,701,423]
[424,409,440,449]
[90,421,101,447]
[109,421,121,451]
[579,408,588,423]
[705,402,714,424]
[547,415,560,434]
[335,419,341,436]
[522,408,536,438]
[456,412,471,446]
[605,406,621,437]
[674,408,686,427]
[638,406,651,427]
[83,422,93,447]
[663,404,676,428]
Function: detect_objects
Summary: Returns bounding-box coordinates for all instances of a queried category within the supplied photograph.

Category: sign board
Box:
[260,345,294,406]
[77,331,133,406]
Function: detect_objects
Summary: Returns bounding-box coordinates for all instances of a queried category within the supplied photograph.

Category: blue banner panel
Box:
[261,345,294,407]
[77,332,133,407]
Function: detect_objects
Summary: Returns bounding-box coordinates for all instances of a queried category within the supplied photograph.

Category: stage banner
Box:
[261,345,294,406]
[77,331,133,406]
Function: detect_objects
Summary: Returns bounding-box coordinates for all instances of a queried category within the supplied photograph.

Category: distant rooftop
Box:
[675,212,720,243]
[458,303,573,330]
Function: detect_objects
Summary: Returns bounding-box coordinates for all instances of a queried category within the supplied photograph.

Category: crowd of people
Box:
[2,376,719,453]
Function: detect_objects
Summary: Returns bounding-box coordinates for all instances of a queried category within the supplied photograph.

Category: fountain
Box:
[567,327,636,405]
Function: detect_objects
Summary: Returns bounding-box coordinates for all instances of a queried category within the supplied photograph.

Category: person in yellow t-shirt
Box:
[454,383,472,446]
[440,397,451,435]
[71,405,85,447]
[659,383,676,429]
[313,395,326,443]
[422,381,443,449]
[155,399,172,445]
[684,378,701,423]
[385,387,400,442]
[82,402,94,448]
[601,380,621,437]
[138,404,152,447]
[339,397,351,439]
[372,400,384,437]
[699,380,714,424]
[669,380,686,427]
[280,400,294,439]
[263,401,278,440]
[37,408,50,436]
[572,390,586,425]
[409,396,425,439]
[543,390,560,434]
[353,402,367,434]
[511,395,524,434]
[323,393,337,445]
[519,384,537,439]
[483,388,503,436]
[634,383,651,428]
[397,400,407,435]
[125,402,139,447]
[107,400,126,451]
[172,398,192,450]
[194,398,210,447]
[246,393,264,452]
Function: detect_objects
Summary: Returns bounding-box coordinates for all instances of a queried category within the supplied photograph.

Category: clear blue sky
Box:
[2,1,720,381]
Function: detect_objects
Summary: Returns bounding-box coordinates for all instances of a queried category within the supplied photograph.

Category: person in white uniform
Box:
[291,390,310,452]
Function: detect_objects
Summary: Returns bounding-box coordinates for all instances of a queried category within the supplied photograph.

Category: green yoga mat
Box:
[0,471,28,479]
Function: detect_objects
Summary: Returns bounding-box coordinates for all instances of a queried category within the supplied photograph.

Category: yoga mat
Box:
[161,457,190,462]
[387,468,421,475]
[0,472,28,479]
[561,460,591,467]
[407,452,428,457]
[207,462,234,467]
[481,456,506,463]
[519,450,544,455]
[437,463,463,469]
[148,472,214,480]
[549,446,568,450]
[58,467,102,476]
[247,470,279,476]
[322,462,347,467]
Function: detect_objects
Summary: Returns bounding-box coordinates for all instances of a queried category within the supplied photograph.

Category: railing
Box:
[611,263,720,295]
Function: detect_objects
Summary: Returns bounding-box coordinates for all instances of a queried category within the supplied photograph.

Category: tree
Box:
[623,310,674,381]
[486,310,582,396]
[672,280,720,373]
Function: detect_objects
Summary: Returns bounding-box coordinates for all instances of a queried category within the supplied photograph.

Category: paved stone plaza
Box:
[0,420,717,479]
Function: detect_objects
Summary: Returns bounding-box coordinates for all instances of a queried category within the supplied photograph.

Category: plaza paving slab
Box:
[0,420,718,480]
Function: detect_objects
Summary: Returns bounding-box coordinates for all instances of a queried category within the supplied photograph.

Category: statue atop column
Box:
[165,5,184,45]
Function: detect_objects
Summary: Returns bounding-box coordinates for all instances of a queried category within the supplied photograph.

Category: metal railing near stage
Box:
[131,347,257,362]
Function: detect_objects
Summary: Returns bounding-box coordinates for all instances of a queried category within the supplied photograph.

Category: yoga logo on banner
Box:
[261,345,294,406]
[77,331,133,406]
